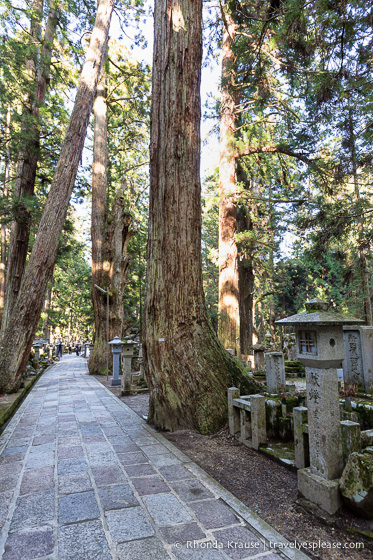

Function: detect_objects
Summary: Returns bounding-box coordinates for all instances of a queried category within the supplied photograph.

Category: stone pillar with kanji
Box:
[276,298,364,515]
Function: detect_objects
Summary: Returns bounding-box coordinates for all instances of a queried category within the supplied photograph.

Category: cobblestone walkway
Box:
[0,356,309,560]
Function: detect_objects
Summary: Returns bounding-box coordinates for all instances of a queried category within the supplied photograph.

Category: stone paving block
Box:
[10,491,54,531]
[33,434,55,446]
[59,519,112,560]
[98,484,139,510]
[131,476,170,496]
[116,537,170,560]
[150,454,181,468]
[20,466,54,495]
[58,421,77,430]
[158,465,196,482]
[57,458,88,474]
[58,472,93,495]
[141,443,170,457]
[105,506,154,543]
[0,461,23,478]
[29,442,55,454]
[112,442,140,454]
[124,463,158,478]
[189,499,240,530]
[118,451,149,465]
[212,526,266,559]
[85,442,112,454]
[172,543,227,559]
[170,479,214,502]
[2,445,28,456]
[3,526,54,560]
[142,494,192,526]
[25,452,54,469]
[91,465,127,486]
[0,475,18,493]
[102,427,125,437]
[58,436,81,446]
[7,438,31,448]
[58,490,100,524]
[80,425,102,434]
[58,415,76,422]
[12,428,33,437]
[0,454,25,466]
[58,445,84,459]
[88,451,118,467]
[159,522,206,544]
[0,490,14,528]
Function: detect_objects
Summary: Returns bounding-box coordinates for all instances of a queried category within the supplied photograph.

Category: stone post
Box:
[305,367,344,480]
[265,352,286,394]
[341,420,361,465]
[343,326,373,392]
[48,345,53,362]
[109,337,123,387]
[138,345,145,381]
[240,409,251,442]
[123,356,133,393]
[293,406,309,469]
[250,394,266,450]
[227,388,240,436]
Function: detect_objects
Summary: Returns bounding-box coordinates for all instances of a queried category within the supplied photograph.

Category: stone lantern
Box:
[276,298,364,515]
[83,341,91,359]
[120,339,137,393]
[108,337,124,387]
[32,341,43,362]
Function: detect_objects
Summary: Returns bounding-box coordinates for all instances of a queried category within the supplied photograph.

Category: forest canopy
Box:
[0,0,372,404]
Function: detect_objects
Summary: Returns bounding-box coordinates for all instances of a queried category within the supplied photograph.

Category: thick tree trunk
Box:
[89,62,135,374]
[0,0,114,393]
[43,280,53,340]
[89,61,111,374]
[218,11,239,353]
[237,208,256,355]
[110,190,135,338]
[143,0,259,434]
[1,2,59,332]
[0,106,11,316]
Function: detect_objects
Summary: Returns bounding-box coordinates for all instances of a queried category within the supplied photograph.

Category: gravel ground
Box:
[93,378,372,560]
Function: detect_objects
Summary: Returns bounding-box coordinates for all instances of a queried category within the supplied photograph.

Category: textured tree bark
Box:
[218,11,239,353]
[237,208,256,355]
[1,1,59,332]
[109,190,135,339]
[348,105,372,325]
[0,106,11,316]
[89,60,111,374]
[0,0,114,393]
[143,0,259,434]
[89,60,135,374]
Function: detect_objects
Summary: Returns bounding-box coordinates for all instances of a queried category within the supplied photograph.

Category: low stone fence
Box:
[228,387,373,470]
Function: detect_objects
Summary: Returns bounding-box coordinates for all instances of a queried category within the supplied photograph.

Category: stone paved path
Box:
[0,356,310,560]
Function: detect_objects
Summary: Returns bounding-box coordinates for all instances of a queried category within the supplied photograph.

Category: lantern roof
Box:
[108,336,125,345]
[275,298,365,327]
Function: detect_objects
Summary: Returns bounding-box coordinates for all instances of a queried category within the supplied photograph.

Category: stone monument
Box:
[121,339,137,393]
[276,298,364,515]
[265,351,286,393]
[343,326,373,393]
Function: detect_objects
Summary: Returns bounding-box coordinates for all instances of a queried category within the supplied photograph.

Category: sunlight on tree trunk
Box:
[218,10,239,354]
[143,0,259,434]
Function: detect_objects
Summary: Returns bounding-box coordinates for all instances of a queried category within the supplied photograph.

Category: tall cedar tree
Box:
[1,0,59,331]
[143,0,260,433]
[0,0,114,393]
[218,9,239,353]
